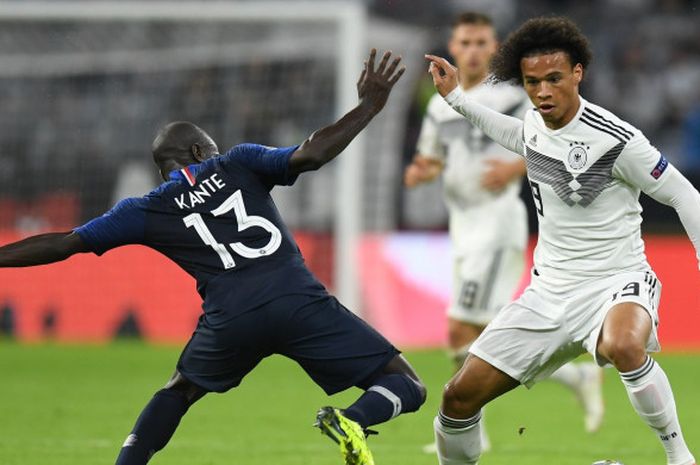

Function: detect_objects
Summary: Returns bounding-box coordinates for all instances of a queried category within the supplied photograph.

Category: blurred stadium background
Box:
[0,1,699,464]
[0,0,698,347]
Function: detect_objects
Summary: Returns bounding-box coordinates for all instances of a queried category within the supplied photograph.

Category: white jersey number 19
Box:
[183,190,282,269]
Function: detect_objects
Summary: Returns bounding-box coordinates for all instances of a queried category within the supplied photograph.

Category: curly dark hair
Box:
[490,16,592,85]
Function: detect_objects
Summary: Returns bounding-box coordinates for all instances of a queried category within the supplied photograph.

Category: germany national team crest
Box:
[568,141,589,170]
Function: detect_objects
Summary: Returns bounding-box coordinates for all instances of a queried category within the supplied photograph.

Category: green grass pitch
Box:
[0,343,697,465]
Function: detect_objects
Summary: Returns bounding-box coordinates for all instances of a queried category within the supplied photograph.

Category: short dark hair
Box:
[452,11,493,29]
[490,16,592,85]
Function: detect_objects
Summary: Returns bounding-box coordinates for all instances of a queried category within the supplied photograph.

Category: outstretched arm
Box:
[288,49,405,176]
[481,157,527,192]
[425,54,525,155]
[0,232,90,267]
[645,168,700,269]
[614,135,700,269]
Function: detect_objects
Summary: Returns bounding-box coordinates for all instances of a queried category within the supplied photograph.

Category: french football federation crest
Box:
[568,141,590,170]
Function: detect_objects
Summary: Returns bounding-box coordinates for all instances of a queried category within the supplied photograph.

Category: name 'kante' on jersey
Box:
[75,143,328,315]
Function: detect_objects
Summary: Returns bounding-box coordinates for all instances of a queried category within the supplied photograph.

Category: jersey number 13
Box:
[183,190,282,269]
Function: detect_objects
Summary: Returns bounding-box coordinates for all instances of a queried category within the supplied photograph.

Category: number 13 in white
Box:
[183,190,282,269]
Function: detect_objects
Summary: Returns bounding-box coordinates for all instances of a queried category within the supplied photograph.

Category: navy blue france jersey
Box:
[75,144,328,313]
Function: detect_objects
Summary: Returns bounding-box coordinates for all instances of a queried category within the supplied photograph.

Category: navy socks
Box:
[344,374,425,428]
[115,389,189,465]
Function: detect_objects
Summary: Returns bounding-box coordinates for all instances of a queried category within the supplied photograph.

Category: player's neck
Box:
[545,95,582,130]
[459,69,487,91]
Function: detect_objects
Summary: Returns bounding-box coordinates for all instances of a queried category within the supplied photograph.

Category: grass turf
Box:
[0,343,698,465]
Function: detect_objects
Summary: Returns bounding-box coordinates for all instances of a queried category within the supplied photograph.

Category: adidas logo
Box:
[528,134,537,147]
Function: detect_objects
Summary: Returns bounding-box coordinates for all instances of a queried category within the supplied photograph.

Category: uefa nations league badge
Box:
[568,141,589,170]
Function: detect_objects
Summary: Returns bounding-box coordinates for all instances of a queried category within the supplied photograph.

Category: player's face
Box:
[521,51,583,129]
[448,24,497,78]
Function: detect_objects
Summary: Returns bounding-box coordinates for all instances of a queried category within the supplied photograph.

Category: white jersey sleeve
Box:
[416,97,446,161]
[444,86,524,155]
[612,131,672,194]
[613,133,700,268]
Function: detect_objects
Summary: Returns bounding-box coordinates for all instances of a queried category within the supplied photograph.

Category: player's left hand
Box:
[425,54,459,97]
[481,159,523,192]
[357,49,405,114]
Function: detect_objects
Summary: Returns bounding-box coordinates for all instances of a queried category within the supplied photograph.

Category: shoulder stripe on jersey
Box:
[581,113,631,142]
[583,108,633,138]
[580,114,629,143]
[583,107,634,137]
[582,114,630,142]
[180,167,196,187]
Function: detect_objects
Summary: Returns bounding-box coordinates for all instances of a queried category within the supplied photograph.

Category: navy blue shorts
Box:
[177,294,399,394]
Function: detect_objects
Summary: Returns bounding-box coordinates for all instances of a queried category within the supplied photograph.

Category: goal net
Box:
[0,1,372,341]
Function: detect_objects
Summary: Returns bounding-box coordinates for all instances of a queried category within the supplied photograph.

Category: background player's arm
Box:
[481,157,527,192]
[288,49,405,176]
[404,154,444,187]
[405,95,445,188]
[425,54,524,155]
[0,232,89,267]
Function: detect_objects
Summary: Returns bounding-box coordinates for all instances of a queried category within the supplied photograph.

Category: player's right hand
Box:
[403,156,442,187]
[357,49,405,114]
[425,54,459,97]
[404,163,424,188]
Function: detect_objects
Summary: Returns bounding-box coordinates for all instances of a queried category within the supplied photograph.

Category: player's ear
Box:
[573,63,583,84]
[191,143,205,162]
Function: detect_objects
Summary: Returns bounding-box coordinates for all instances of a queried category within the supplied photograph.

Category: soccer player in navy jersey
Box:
[0,49,424,465]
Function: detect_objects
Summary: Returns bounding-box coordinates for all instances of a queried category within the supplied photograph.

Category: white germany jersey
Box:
[417,81,530,252]
[522,97,673,291]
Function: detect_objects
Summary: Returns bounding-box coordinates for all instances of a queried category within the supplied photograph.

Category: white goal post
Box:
[0,1,367,311]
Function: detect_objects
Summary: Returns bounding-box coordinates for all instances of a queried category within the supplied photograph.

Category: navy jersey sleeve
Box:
[73,197,147,256]
[220,143,299,186]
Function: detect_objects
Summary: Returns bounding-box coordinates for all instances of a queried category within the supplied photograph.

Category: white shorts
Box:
[470,269,662,388]
[447,247,525,326]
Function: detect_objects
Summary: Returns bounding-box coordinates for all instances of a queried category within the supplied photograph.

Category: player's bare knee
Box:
[603,337,648,373]
[377,354,427,407]
[164,371,208,406]
[397,374,427,413]
[441,381,481,419]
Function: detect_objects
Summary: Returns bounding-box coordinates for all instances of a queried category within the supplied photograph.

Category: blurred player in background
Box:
[404,12,603,451]
[427,16,697,465]
[0,49,424,465]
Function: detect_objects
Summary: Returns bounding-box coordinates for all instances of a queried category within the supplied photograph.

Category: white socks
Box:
[621,356,695,465]
[434,410,482,465]
[549,362,582,389]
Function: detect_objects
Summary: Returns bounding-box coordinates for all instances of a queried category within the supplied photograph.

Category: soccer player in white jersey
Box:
[405,12,604,450]
[425,16,697,465]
